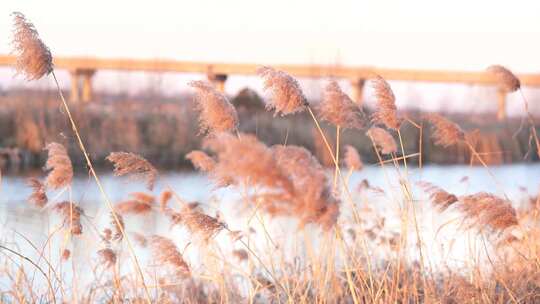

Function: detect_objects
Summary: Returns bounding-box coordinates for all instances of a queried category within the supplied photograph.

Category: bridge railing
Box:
[1,54,539,120]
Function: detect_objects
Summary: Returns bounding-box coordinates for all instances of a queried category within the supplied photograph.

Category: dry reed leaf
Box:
[107,152,158,190]
[185,150,216,172]
[417,181,458,212]
[458,192,518,233]
[366,127,397,155]
[115,193,156,215]
[343,145,363,171]
[27,178,47,207]
[370,75,401,130]
[150,235,190,278]
[44,142,73,190]
[53,201,83,235]
[317,80,364,128]
[257,66,308,116]
[10,12,52,81]
[188,80,239,134]
[97,248,116,268]
[487,65,520,92]
[425,113,465,147]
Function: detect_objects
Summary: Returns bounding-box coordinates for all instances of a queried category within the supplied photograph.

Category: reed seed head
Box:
[53,201,83,235]
[97,248,116,268]
[188,80,239,134]
[186,150,216,172]
[417,181,458,212]
[257,66,308,116]
[317,80,364,129]
[10,12,53,81]
[44,142,73,190]
[343,145,363,171]
[115,192,155,215]
[178,207,226,242]
[107,152,158,190]
[487,65,520,92]
[150,235,190,278]
[27,178,47,208]
[366,127,397,155]
[370,75,401,130]
[425,113,465,147]
[458,192,518,233]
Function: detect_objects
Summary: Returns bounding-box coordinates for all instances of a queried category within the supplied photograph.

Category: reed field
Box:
[2,12,540,303]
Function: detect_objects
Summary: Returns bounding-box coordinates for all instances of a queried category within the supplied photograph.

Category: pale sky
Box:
[0,0,539,114]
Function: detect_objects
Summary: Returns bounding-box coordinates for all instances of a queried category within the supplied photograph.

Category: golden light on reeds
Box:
[370,75,401,130]
[188,80,239,134]
[487,65,521,92]
[27,178,47,208]
[53,201,83,235]
[343,145,363,171]
[107,152,158,190]
[10,12,52,81]
[257,66,308,116]
[150,235,190,278]
[425,113,465,147]
[44,142,73,190]
[366,127,397,155]
[317,80,364,129]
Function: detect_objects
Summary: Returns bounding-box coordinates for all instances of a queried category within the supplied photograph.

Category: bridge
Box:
[1,55,540,120]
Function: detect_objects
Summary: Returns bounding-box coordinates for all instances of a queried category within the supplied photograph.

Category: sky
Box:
[0,0,539,114]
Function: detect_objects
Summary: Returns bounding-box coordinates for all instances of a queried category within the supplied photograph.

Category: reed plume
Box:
[131,232,148,247]
[366,127,397,155]
[317,80,364,129]
[186,150,216,172]
[61,249,71,262]
[458,192,518,233]
[109,212,124,242]
[370,75,401,130]
[257,66,308,116]
[176,206,226,242]
[343,145,363,171]
[44,142,73,190]
[272,145,340,229]
[27,178,47,207]
[97,248,117,268]
[115,192,155,215]
[188,80,239,134]
[487,65,520,92]
[160,190,173,212]
[417,181,458,212]
[425,113,465,147]
[232,249,248,261]
[203,132,294,191]
[150,235,190,278]
[107,152,158,190]
[53,201,83,235]
[10,12,52,81]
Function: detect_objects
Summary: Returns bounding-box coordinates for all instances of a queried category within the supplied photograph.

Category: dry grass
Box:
[2,12,540,304]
